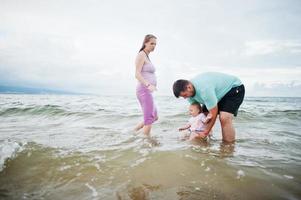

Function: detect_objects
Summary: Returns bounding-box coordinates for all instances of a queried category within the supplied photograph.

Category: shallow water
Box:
[0,94,300,199]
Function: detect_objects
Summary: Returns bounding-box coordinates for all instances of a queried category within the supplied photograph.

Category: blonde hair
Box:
[139,34,157,52]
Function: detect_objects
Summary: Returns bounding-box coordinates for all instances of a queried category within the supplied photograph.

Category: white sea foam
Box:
[0,140,24,171]
[283,175,294,179]
[237,170,246,179]
[85,183,98,197]
[59,165,72,171]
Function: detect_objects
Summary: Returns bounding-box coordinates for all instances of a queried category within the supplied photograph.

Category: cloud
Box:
[250,81,301,97]
[0,31,137,92]
[243,40,301,56]
[0,0,301,96]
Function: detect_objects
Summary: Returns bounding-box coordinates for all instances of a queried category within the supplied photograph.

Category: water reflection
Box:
[191,139,235,158]
[219,142,235,158]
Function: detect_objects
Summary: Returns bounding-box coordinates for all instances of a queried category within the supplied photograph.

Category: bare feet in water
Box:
[134,122,144,132]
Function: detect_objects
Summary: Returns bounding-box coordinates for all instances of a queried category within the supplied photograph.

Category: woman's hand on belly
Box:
[147,84,157,92]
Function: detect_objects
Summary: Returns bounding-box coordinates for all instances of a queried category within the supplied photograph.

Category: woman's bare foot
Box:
[134,122,144,132]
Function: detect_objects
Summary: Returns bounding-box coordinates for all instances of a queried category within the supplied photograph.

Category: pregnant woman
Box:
[134,34,158,136]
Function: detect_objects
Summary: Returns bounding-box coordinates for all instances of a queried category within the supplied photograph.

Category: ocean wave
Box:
[245,97,301,103]
[0,105,95,117]
[0,140,25,172]
[166,113,186,118]
[272,109,301,113]
[244,99,271,103]
[236,109,301,121]
[263,109,301,118]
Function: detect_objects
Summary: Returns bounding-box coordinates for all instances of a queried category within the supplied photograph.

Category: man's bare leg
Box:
[219,111,235,143]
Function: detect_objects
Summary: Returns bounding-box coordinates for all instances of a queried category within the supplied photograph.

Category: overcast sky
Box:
[0,0,301,96]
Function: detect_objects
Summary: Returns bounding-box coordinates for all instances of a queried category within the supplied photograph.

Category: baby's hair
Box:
[201,104,209,113]
[191,102,202,114]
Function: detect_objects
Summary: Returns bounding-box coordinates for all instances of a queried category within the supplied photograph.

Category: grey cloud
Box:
[0,0,301,96]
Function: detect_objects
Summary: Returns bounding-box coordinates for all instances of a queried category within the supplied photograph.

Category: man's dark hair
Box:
[173,79,190,98]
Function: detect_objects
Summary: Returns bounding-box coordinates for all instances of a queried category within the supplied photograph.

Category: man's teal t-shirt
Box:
[188,72,242,110]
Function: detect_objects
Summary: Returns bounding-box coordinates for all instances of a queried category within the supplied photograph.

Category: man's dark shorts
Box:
[218,84,245,117]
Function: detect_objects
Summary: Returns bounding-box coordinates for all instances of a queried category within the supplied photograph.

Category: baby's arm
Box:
[178,124,191,131]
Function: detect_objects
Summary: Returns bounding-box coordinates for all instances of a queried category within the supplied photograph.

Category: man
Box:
[173,72,245,143]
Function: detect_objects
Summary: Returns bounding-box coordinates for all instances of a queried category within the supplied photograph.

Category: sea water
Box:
[0,94,300,199]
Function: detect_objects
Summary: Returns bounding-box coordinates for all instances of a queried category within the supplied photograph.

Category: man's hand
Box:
[204,113,212,124]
